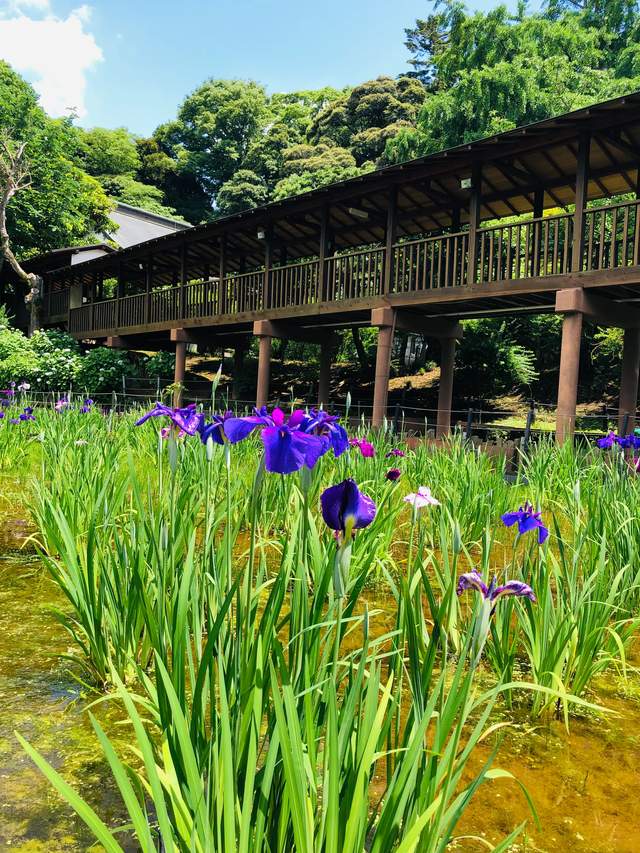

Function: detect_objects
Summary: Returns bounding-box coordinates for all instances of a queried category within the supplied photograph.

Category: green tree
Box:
[0,61,113,259]
[76,126,140,177]
[309,76,425,165]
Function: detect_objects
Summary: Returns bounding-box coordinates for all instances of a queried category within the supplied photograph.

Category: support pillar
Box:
[254,321,273,408]
[556,310,583,443]
[436,338,456,438]
[619,327,640,433]
[318,339,333,407]
[232,342,246,401]
[173,340,187,407]
[372,313,395,427]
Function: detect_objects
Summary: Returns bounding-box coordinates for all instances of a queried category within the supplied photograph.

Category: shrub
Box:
[144,350,175,378]
[29,328,80,355]
[75,347,135,394]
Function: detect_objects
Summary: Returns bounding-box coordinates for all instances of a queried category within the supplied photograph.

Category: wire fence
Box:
[6,376,635,447]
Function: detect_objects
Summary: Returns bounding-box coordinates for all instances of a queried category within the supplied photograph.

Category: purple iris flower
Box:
[79,398,94,414]
[19,407,35,421]
[135,402,204,436]
[597,431,617,449]
[223,406,272,443]
[386,467,402,481]
[457,569,536,609]
[320,478,376,543]
[299,408,349,457]
[261,409,326,474]
[0,411,4,419]
[386,448,405,458]
[617,434,640,450]
[199,411,233,445]
[224,406,328,474]
[55,397,70,412]
[350,437,375,457]
[501,501,549,544]
[9,418,19,424]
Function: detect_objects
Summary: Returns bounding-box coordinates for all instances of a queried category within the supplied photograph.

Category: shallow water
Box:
[0,532,127,850]
[1,509,640,850]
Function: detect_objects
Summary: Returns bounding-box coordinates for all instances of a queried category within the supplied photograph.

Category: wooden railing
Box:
[43,289,69,318]
[325,248,385,302]
[61,199,640,336]
[393,232,468,292]
[270,260,319,309]
[477,213,573,283]
[583,199,640,271]
[221,271,264,314]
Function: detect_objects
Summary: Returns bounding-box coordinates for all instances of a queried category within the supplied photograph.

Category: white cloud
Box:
[0,4,102,117]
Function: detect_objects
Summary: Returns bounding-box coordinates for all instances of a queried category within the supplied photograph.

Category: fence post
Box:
[465,408,473,442]
[522,401,535,455]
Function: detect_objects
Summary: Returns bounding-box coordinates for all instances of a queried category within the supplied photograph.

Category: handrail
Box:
[50,198,640,336]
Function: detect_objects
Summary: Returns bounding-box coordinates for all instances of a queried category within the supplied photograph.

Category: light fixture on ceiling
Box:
[348,207,369,221]
[256,227,266,240]
[460,177,472,190]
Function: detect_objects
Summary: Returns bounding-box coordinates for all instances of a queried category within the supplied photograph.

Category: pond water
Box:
[1,504,639,851]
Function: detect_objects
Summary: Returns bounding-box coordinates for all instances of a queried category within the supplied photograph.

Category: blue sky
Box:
[0,0,533,135]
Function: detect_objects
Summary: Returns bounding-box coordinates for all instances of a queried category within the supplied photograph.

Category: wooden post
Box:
[372,311,395,426]
[263,227,273,310]
[115,260,123,327]
[180,242,188,320]
[466,163,482,285]
[90,271,97,332]
[174,340,187,407]
[318,337,334,406]
[619,327,640,433]
[572,132,590,273]
[383,187,398,294]
[532,186,544,276]
[232,341,246,401]
[256,333,272,408]
[145,255,153,324]
[436,337,456,437]
[556,309,583,442]
[219,236,226,315]
[318,205,329,302]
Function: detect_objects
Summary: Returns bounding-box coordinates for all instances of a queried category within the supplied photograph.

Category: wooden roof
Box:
[48,91,640,287]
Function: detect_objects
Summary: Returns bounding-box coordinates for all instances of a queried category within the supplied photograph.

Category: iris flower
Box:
[224,406,332,474]
[386,467,402,481]
[55,397,70,412]
[199,411,233,445]
[350,437,375,457]
[300,408,349,457]
[80,398,93,414]
[457,569,536,607]
[17,382,30,392]
[501,502,548,544]
[596,432,640,450]
[321,478,376,596]
[404,486,440,509]
[19,407,35,421]
[458,568,536,666]
[135,402,204,436]
[320,478,376,544]
[386,449,405,458]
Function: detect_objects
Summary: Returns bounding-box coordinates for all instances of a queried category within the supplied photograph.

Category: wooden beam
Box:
[572,133,590,272]
[371,307,462,338]
[467,162,482,284]
[383,187,398,294]
[251,319,338,344]
[555,287,640,328]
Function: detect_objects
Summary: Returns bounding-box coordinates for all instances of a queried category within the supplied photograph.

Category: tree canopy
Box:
[0,61,113,259]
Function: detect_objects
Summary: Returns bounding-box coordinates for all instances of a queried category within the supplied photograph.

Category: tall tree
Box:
[0,61,112,259]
